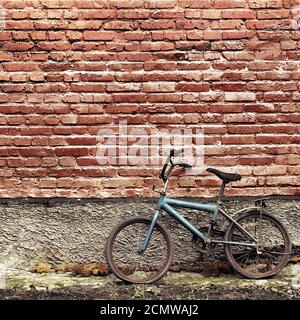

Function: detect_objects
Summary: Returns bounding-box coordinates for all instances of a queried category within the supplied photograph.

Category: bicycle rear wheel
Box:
[105,216,173,284]
[225,210,291,279]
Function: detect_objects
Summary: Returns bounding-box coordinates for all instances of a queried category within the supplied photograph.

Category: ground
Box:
[1,263,300,300]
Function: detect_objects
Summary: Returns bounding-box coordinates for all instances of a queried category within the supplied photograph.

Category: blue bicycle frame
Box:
[138,149,257,253]
[138,194,257,253]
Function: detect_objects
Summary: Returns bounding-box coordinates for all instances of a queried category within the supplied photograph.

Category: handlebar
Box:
[159,149,192,182]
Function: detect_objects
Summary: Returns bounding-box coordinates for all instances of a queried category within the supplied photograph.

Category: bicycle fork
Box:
[137,210,160,253]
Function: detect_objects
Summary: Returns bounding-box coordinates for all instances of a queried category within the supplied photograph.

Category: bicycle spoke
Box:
[237,252,251,265]
[108,218,172,283]
[261,250,287,256]
[225,212,290,278]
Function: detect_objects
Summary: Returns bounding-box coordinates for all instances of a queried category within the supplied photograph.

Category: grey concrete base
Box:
[1,263,300,300]
[0,197,299,271]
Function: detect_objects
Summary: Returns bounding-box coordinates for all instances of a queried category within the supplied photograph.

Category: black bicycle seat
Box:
[206,168,241,184]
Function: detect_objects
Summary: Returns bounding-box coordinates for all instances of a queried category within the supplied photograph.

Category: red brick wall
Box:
[0,0,299,198]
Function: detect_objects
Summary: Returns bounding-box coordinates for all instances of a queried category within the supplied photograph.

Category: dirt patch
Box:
[0,281,299,301]
[1,262,299,300]
[30,262,109,276]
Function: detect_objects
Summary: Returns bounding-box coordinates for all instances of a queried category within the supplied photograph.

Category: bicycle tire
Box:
[225,210,291,279]
[105,216,173,284]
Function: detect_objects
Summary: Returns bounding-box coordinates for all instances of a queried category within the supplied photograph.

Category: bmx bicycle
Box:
[105,149,291,284]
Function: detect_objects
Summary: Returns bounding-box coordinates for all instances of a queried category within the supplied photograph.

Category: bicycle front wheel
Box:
[105,216,173,284]
[225,210,291,279]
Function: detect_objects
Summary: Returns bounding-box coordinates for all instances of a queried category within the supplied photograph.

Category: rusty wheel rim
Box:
[107,218,172,284]
[226,213,290,278]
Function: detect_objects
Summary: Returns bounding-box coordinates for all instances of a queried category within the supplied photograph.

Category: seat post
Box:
[217,181,226,204]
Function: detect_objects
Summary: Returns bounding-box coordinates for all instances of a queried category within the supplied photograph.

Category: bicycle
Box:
[105,149,291,284]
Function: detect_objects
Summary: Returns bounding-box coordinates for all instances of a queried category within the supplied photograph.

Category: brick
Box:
[222,9,256,19]
[37,41,71,51]
[152,31,186,41]
[152,11,185,19]
[109,0,143,8]
[145,0,177,8]
[0,52,14,61]
[107,83,141,92]
[68,21,102,30]
[223,51,254,61]
[55,147,89,157]
[0,31,12,41]
[249,62,278,70]
[71,83,104,93]
[13,31,30,41]
[212,19,243,30]
[83,31,116,40]
[41,0,76,8]
[30,31,47,40]
[185,9,202,18]
[215,0,246,8]
[178,0,213,8]
[176,20,210,29]
[30,73,45,82]
[10,74,27,82]
[144,62,177,71]
[3,42,34,51]
[249,0,283,9]
[202,10,222,19]
[223,30,255,39]
[225,92,256,101]
[203,30,222,40]
[59,157,77,167]
[141,20,176,29]
[143,83,176,92]
[281,40,297,50]
[213,83,246,91]
[175,41,210,51]
[39,178,57,188]
[141,41,174,51]
[176,83,210,92]
[80,10,116,19]
[6,21,34,29]
[257,9,290,19]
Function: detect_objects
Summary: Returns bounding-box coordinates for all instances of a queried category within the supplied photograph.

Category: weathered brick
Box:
[176,83,210,92]
[249,0,283,9]
[214,0,246,8]
[3,42,34,51]
[223,51,254,61]
[225,92,256,101]
[257,9,290,19]
[222,9,256,19]
[145,0,177,8]
[143,83,176,92]
[83,31,116,40]
[202,10,222,19]
[109,0,143,8]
